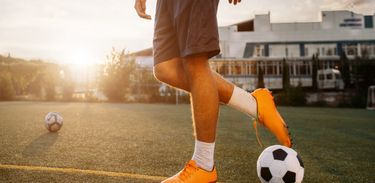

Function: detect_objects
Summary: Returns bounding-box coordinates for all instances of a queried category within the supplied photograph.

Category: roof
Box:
[129,48,153,57]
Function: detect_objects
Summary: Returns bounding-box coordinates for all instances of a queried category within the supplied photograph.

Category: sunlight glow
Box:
[60,47,102,83]
[66,49,97,67]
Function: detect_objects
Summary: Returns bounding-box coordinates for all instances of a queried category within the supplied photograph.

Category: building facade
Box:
[211,10,375,90]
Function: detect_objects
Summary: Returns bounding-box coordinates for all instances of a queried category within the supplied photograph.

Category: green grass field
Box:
[0,102,374,182]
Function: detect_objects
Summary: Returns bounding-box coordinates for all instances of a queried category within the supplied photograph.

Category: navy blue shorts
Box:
[153,0,220,65]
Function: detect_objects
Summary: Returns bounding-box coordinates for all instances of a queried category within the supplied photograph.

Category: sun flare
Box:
[62,48,101,83]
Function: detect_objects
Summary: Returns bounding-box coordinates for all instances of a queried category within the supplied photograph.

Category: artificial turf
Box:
[0,102,374,182]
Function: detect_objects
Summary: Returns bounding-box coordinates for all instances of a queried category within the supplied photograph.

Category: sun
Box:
[62,49,101,83]
[68,49,95,67]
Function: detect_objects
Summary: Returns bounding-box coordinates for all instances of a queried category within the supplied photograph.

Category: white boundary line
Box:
[0,164,166,181]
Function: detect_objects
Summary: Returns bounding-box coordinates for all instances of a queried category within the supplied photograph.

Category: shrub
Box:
[279,84,306,106]
[0,73,15,100]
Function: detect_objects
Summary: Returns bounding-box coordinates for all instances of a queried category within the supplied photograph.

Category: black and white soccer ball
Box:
[257,145,304,183]
[44,112,63,132]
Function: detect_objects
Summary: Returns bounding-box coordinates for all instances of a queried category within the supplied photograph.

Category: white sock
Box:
[227,86,257,118]
[192,140,215,171]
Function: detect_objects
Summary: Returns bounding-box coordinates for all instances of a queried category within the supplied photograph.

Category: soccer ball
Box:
[257,145,304,183]
[44,112,63,132]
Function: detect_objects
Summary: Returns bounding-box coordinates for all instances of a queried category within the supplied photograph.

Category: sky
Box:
[0,0,374,65]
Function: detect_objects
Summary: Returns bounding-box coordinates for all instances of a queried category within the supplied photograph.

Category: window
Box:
[305,44,336,57]
[232,62,242,75]
[289,64,294,76]
[219,63,229,75]
[265,62,277,75]
[319,74,324,80]
[258,62,265,75]
[243,62,249,75]
[210,63,218,73]
[299,61,308,75]
[247,62,257,75]
[266,64,273,75]
[326,74,333,80]
[364,15,374,28]
[255,46,261,57]
[345,44,358,56]
[253,45,265,57]
[277,62,282,75]
[251,62,257,75]
[360,44,375,57]
[327,48,333,56]
[323,61,331,69]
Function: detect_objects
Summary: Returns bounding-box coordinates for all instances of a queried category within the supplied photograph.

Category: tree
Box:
[282,58,290,90]
[0,55,63,101]
[45,81,56,101]
[257,62,265,88]
[62,80,75,101]
[28,72,44,98]
[41,64,60,101]
[99,48,135,102]
[131,67,161,102]
[311,54,319,91]
[350,57,375,107]
[0,72,15,100]
[339,52,351,88]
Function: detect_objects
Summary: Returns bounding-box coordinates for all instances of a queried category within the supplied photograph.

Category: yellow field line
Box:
[0,164,166,181]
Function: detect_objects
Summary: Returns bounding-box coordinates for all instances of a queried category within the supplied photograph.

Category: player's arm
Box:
[134,0,151,20]
[228,0,241,5]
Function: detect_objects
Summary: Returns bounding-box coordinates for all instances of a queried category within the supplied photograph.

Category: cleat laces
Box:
[179,163,198,181]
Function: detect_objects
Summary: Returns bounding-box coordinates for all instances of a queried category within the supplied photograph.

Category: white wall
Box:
[322,11,366,30]
[305,44,337,57]
[272,23,296,32]
[218,29,375,58]
[254,14,271,32]
[218,11,375,58]
[228,41,246,58]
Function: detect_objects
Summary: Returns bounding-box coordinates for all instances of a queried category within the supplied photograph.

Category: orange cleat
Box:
[251,88,293,147]
[162,160,217,183]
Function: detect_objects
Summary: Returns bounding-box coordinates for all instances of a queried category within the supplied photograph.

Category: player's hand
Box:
[228,0,241,5]
[134,0,151,20]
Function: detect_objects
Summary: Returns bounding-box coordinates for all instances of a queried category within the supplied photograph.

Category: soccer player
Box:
[134,0,292,182]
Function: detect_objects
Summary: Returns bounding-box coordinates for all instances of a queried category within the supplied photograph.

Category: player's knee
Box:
[183,55,210,73]
[153,65,170,83]
[183,59,210,77]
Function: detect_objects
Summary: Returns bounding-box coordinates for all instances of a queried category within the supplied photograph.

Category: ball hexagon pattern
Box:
[44,112,63,132]
[257,145,304,183]
[273,148,288,161]
[261,167,272,181]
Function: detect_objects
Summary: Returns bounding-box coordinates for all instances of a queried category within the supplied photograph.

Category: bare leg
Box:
[181,54,219,142]
[154,57,234,104]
